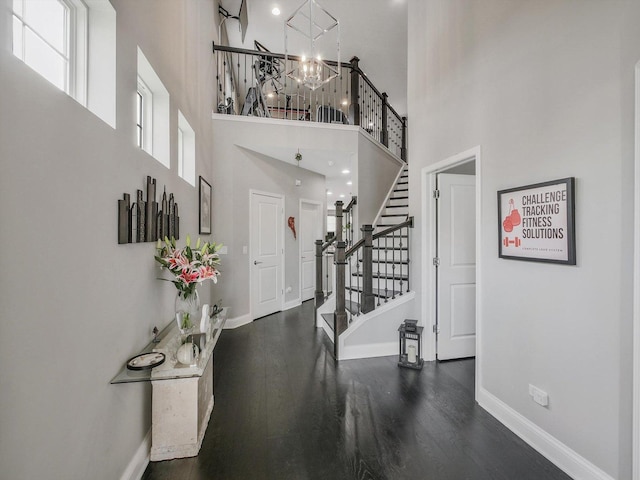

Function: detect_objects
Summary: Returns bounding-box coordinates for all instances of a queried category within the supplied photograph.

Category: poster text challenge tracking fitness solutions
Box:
[498,177,576,265]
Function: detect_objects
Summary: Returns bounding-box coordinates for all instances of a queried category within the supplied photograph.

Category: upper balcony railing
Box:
[213,42,407,161]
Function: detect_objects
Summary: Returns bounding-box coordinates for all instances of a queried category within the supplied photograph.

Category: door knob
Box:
[254,260,263,265]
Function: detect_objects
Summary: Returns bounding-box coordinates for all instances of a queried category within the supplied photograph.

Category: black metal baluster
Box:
[398,228,403,296]
[406,225,410,292]
[356,249,361,315]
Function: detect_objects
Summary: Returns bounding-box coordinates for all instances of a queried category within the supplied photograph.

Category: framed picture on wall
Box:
[199,176,212,235]
[498,177,576,265]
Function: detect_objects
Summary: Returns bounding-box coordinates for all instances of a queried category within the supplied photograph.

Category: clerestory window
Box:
[12,0,87,103]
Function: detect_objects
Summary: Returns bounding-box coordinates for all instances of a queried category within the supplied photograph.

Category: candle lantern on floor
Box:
[398,319,423,369]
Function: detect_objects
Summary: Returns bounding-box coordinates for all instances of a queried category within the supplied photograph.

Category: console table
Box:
[111,315,225,461]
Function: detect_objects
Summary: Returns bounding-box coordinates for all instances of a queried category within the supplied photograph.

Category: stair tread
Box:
[373,246,408,251]
[352,272,409,280]
[360,259,410,265]
[346,286,403,298]
[320,313,334,333]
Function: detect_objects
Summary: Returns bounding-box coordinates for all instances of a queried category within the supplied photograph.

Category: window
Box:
[136,77,152,152]
[177,126,184,173]
[12,0,116,127]
[12,0,87,102]
[137,47,170,168]
[177,111,196,186]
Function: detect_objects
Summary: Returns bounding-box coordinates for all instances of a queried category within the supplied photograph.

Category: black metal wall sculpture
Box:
[118,176,180,244]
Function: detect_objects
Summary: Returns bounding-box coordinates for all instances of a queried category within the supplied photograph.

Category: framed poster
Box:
[498,177,576,265]
[199,176,212,235]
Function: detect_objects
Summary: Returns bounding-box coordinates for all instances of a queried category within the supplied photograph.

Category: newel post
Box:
[381,92,389,148]
[315,239,325,307]
[361,225,375,314]
[335,200,344,243]
[349,56,360,126]
[334,241,348,359]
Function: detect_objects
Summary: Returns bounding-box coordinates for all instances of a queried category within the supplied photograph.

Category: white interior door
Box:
[251,191,284,319]
[300,201,322,301]
[437,173,476,360]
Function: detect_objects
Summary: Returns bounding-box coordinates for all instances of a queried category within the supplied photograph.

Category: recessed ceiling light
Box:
[346,181,352,185]
[339,194,345,198]
[342,169,350,174]
[272,7,281,15]
[341,99,348,106]
[327,191,333,195]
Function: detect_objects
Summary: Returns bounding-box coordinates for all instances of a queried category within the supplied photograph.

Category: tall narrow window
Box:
[177,126,185,177]
[12,0,87,102]
[136,77,152,151]
[177,111,196,186]
[137,47,170,167]
[136,90,144,148]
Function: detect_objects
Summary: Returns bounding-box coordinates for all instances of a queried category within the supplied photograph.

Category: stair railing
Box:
[212,43,408,160]
[333,217,414,357]
[343,196,357,248]
[314,196,357,308]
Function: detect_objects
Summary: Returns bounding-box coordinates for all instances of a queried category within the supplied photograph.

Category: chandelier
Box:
[285,0,340,91]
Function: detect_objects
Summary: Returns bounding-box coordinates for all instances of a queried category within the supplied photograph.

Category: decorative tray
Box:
[126,352,166,371]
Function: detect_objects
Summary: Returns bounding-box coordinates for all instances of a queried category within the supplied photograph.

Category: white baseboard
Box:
[477,388,615,480]
[120,430,150,480]
[223,313,252,329]
[283,299,302,310]
[339,341,397,361]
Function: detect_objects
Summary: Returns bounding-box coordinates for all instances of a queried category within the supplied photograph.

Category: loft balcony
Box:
[212,42,407,162]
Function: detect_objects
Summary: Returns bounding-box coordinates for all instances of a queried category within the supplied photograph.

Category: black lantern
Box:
[398,319,423,369]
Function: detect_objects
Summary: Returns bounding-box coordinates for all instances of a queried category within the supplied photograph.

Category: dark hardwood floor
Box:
[142,300,572,480]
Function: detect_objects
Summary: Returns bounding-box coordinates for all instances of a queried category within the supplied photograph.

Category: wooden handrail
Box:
[373,217,414,240]
[322,237,335,251]
[345,238,365,258]
[212,42,349,69]
[344,195,357,213]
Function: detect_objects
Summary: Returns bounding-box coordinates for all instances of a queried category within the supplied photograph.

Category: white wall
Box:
[0,1,219,478]
[356,132,405,226]
[211,117,344,317]
[408,1,637,478]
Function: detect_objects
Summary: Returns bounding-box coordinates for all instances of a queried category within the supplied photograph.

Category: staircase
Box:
[348,166,410,306]
[377,168,409,229]
[315,165,415,360]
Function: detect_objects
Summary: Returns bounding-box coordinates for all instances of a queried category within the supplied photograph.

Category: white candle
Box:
[408,345,417,363]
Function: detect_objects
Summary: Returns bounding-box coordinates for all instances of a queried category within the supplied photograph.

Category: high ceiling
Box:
[219,0,408,117]
[217,0,407,203]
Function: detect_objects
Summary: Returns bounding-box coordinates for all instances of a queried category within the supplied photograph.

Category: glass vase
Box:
[175,289,200,335]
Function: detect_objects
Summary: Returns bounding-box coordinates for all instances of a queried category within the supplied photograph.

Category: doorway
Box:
[250,190,284,319]
[300,199,323,302]
[421,146,482,394]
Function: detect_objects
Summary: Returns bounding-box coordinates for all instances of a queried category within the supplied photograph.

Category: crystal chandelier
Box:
[285,0,340,91]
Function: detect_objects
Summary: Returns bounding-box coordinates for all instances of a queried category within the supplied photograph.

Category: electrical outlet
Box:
[529,384,549,407]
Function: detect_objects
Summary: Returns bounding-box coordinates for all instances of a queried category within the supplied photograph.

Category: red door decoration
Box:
[288,216,296,239]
